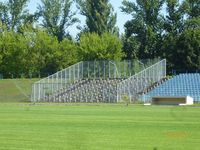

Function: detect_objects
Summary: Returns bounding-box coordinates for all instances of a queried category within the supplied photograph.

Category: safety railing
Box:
[31,59,162,102]
[117,59,166,102]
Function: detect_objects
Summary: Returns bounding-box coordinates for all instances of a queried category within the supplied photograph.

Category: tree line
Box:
[0,0,199,78]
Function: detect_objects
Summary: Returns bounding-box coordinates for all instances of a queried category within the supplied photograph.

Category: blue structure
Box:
[142,73,200,102]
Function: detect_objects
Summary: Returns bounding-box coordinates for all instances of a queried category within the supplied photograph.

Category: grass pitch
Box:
[0,79,38,102]
[0,104,200,150]
[0,79,200,149]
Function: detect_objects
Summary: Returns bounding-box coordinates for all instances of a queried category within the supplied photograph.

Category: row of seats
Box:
[44,78,124,103]
[143,73,200,102]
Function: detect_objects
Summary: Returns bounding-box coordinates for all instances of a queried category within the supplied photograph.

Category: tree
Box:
[78,32,124,60]
[121,35,140,59]
[0,0,29,31]
[28,29,57,76]
[121,0,164,59]
[38,0,79,41]
[77,0,118,35]
[55,39,78,70]
[161,0,200,72]
[182,0,200,18]
[164,0,184,35]
[0,29,29,77]
[172,28,200,71]
[26,28,78,76]
[161,0,185,70]
[181,0,200,30]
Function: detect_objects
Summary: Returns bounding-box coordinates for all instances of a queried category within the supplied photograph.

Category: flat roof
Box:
[152,96,193,99]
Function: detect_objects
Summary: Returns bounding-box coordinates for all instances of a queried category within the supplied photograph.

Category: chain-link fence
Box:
[31,59,164,103]
[117,59,166,102]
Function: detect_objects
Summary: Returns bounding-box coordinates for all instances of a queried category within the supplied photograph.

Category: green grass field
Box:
[1,79,200,149]
[0,104,200,150]
[0,79,38,102]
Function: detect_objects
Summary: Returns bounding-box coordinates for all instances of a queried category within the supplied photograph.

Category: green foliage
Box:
[78,32,124,60]
[0,0,30,30]
[29,29,60,75]
[182,0,200,18]
[121,0,164,59]
[121,35,139,59]
[162,28,200,71]
[77,0,118,35]
[0,29,27,77]
[174,28,200,70]
[164,0,184,35]
[56,39,78,69]
[121,0,200,72]
[161,0,200,72]
[0,26,78,78]
[38,0,79,41]
[0,0,200,77]
[25,29,78,76]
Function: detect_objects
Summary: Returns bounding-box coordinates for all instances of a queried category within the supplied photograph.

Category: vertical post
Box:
[86,84,88,103]
[53,76,55,102]
[99,61,100,78]
[128,60,130,77]
[61,71,63,90]
[33,84,36,102]
[123,82,126,99]
[94,61,95,79]
[164,59,166,78]
[157,62,159,81]
[117,85,119,103]
[69,67,71,84]
[47,77,49,102]
[73,65,75,82]
[51,76,54,101]
[56,73,59,92]
[103,61,105,79]
[38,82,41,102]
[108,87,110,103]
[152,64,154,83]
[124,60,126,78]
[109,62,110,78]
[114,61,116,78]
[82,62,84,79]
[78,63,80,80]
[65,69,67,86]
[88,61,89,79]
[129,81,131,103]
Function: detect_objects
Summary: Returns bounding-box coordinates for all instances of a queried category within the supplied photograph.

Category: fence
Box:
[117,59,166,102]
[31,59,162,102]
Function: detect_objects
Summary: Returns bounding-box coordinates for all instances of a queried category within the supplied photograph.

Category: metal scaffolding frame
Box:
[117,59,166,102]
[31,59,165,103]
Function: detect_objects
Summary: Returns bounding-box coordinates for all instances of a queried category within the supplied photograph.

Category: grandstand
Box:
[142,73,200,103]
[31,59,166,103]
[31,58,200,104]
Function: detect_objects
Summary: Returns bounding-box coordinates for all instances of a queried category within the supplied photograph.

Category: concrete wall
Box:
[152,96,194,105]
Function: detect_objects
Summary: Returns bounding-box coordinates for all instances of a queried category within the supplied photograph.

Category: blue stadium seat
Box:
[143,73,200,102]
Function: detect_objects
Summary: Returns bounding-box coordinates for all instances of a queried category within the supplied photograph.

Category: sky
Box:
[26,0,133,37]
